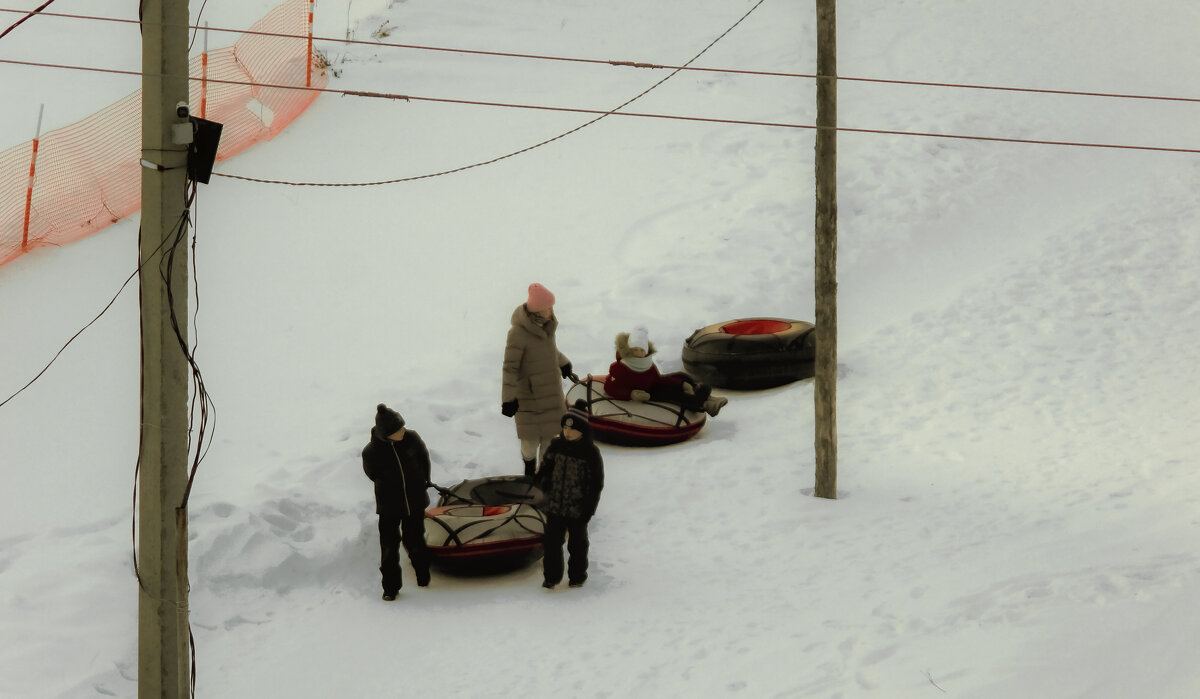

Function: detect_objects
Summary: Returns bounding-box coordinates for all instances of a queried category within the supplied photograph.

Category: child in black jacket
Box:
[362,404,432,600]
[536,405,604,588]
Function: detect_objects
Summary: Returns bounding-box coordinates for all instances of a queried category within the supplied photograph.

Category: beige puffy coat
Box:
[502,304,570,440]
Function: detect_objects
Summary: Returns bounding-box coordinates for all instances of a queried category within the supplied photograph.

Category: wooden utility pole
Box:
[814,0,838,499]
[139,0,192,696]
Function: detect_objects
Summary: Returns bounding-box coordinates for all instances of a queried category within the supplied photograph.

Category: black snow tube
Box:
[682,318,816,390]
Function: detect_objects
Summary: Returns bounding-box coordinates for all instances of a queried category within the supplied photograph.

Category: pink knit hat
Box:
[526,283,555,312]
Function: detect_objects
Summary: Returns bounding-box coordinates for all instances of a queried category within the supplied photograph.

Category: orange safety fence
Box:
[0,0,325,267]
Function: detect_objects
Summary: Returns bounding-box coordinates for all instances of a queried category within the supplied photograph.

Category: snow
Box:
[2,0,1200,696]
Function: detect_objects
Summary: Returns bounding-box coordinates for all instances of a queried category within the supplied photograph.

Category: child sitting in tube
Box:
[602,327,728,417]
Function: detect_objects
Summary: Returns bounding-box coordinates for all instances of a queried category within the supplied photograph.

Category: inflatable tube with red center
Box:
[424,476,545,572]
[682,318,816,390]
[567,376,706,447]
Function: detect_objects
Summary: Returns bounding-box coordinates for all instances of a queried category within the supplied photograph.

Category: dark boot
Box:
[524,458,536,477]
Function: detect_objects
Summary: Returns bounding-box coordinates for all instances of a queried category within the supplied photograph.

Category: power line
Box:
[1,53,1197,189]
[3,6,1200,106]
[837,75,1200,105]
[0,0,57,40]
[3,55,1198,151]
[214,119,1200,188]
[0,6,799,78]
[2,55,1196,192]
[4,0,778,188]
[1,56,143,79]
[3,0,1199,195]
[834,125,1200,156]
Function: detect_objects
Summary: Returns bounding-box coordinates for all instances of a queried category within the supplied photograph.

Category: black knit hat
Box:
[375,403,405,437]
[561,402,590,435]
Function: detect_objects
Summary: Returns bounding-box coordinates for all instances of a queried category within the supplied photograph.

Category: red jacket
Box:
[603,357,685,400]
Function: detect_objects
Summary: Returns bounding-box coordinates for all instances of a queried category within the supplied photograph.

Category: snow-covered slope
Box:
[1,0,1198,696]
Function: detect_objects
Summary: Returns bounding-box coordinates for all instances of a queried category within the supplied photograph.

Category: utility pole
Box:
[139,0,192,696]
[814,0,838,499]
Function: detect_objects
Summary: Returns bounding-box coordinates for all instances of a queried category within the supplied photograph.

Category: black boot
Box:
[703,396,728,417]
[523,458,536,477]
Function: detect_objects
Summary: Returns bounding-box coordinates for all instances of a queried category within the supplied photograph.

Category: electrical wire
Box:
[0,0,57,41]
[0,272,134,408]
[176,186,214,509]
[0,6,803,79]
[183,177,203,699]
[1,0,777,188]
[0,224,178,409]
[5,5,1200,106]
[161,178,209,699]
[187,0,209,51]
[2,53,1197,161]
[131,188,195,584]
[5,57,1195,188]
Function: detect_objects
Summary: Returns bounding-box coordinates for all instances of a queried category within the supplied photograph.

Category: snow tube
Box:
[682,318,816,390]
[566,376,706,447]
[425,476,546,572]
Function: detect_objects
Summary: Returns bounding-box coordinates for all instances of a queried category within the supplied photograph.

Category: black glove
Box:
[560,363,573,379]
[501,399,518,417]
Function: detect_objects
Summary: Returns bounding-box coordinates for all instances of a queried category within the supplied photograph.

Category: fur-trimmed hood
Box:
[614,332,657,360]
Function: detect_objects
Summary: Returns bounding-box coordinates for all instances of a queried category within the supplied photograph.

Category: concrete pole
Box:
[814,0,838,499]
[139,0,192,696]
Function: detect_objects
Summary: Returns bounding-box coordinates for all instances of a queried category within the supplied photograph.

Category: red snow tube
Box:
[567,376,706,447]
[682,317,816,390]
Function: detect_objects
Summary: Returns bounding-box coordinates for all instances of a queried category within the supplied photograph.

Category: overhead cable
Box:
[0,0,58,41]
[3,6,1200,105]
[2,55,1197,176]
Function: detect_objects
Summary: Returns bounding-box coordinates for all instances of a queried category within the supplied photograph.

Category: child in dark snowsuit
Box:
[536,405,604,588]
[361,403,432,600]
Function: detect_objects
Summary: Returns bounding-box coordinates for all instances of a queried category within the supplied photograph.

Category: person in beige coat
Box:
[501,283,575,476]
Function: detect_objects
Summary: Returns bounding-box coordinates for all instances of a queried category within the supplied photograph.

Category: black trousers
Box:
[649,379,711,413]
[542,513,590,585]
[379,513,430,594]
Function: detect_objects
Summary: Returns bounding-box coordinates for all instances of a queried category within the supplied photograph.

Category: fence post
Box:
[200,23,209,119]
[306,0,315,88]
[21,104,44,250]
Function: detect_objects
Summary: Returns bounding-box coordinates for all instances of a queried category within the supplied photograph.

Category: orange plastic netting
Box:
[0,0,325,267]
